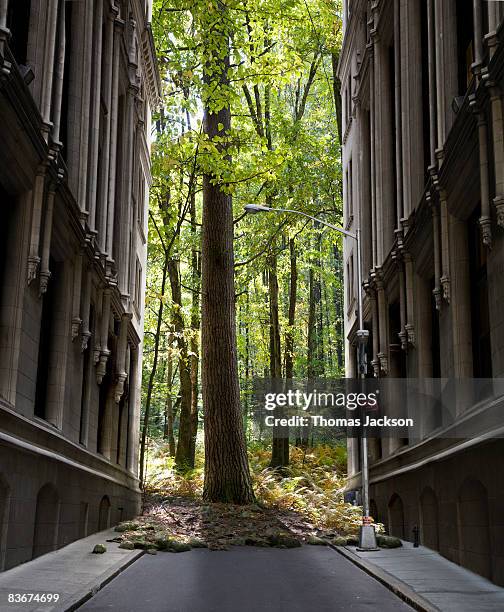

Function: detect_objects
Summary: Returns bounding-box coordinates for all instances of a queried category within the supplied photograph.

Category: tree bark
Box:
[201,17,254,504]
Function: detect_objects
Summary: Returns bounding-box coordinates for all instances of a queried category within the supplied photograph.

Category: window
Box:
[468,207,492,378]
[6,0,31,66]
[456,1,474,94]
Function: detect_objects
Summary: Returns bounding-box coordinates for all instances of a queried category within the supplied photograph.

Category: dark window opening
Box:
[468,206,492,378]
[6,0,31,66]
[456,0,474,94]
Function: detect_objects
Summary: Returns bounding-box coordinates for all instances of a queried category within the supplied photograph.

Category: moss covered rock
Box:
[115,522,140,533]
[92,544,107,554]
[376,535,402,548]
[306,536,327,546]
[331,536,348,546]
[155,536,191,553]
[268,533,301,548]
[118,541,135,550]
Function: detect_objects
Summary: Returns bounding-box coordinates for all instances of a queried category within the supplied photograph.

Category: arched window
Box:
[420,487,439,551]
[33,483,60,559]
[388,493,405,539]
[98,495,111,531]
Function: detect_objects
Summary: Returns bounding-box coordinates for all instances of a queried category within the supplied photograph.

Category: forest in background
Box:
[140,0,346,497]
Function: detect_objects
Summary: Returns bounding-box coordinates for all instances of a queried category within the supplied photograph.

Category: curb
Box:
[64,549,145,611]
[329,545,441,612]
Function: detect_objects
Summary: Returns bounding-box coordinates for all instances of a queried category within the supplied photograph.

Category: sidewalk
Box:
[0,529,143,612]
[336,540,504,612]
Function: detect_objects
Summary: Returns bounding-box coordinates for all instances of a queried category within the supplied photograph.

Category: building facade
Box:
[340,0,504,585]
[0,0,159,570]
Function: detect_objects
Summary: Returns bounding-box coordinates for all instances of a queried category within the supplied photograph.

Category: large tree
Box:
[199,0,254,504]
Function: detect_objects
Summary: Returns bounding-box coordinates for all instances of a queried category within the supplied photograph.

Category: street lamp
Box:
[244,203,378,550]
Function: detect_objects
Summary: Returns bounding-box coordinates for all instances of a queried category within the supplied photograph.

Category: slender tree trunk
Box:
[201,18,254,504]
[269,249,289,468]
[167,258,194,470]
[189,191,200,463]
[164,340,176,456]
[139,262,168,487]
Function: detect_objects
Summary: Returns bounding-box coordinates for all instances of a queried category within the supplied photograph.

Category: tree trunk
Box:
[284,239,297,380]
[168,258,194,471]
[164,338,176,457]
[201,21,254,504]
[269,250,289,468]
[189,190,200,463]
[139,263,167,487]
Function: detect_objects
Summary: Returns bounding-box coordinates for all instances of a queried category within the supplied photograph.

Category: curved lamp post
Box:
[244,203,378,550]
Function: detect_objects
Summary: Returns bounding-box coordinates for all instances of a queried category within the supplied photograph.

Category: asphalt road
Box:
[80,546,412,612]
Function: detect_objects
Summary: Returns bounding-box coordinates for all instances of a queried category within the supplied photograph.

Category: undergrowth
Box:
[145,440,381,535]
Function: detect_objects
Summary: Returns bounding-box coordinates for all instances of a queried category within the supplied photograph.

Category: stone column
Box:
[96,288,111,384]
[472,0,483,74]
[106,17,124,268]
[400,0,423,217]
[87,0,104,234]
[394,0,403,228]
[71,251,83,340]
[398,258,408,350]
[127,345,140,474]
[429,192,442,310]
[470,100,492,246]
[485,2,501,57]
[369,287,380,377]
[51,0,66,146]
[369,42,377,269]
[98,6,116,254]
[81,269,92,352]
[427,0,437,169]
[434,0,458,156]
[439,190,451,302]
[40,0,59,140]
[484,81,504,227]
[76,0,94,219]
[93,287,103,364]
[374,37,394,263]
[404,253,416,346]
[118,84,136,299]
[376,275,388,375]
[39,184,56,296]
[0,0,9,54]
[27,165,47,284]
[449,216,473,379]
[115,314,130,403]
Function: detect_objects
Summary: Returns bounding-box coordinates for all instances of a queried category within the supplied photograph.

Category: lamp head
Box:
[244,204,272,214]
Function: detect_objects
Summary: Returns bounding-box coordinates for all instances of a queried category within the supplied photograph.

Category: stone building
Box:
[340,0,504,585]
[0,0,159,569]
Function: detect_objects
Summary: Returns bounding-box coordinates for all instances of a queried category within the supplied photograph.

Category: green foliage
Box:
[144,441,382,536]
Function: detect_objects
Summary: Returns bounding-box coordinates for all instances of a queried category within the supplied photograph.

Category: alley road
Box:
[80,545,412,612]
